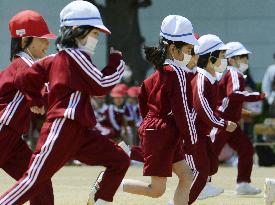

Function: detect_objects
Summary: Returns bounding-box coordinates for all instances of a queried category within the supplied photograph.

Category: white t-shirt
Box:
[262,64,275,105]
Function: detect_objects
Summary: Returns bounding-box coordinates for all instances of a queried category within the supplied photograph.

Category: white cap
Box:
[225,42,251,58]
[60,1,110,34]
[160,15,198,45]
[194,34,229,55]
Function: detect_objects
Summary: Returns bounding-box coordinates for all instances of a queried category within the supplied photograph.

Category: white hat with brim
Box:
[195,34,229,55]
[225,42,251,58]
[160,15,198,45]
[60,1,111,34]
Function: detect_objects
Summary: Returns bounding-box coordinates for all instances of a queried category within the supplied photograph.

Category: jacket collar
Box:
[197,67,217,84]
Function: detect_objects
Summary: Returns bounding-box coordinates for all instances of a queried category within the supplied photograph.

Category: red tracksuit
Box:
[129,67,197,164]
[0,49,130,205]
[100,104,134,140]
[0,52,53,205]
[188,68,228,204]
[213,66,264,183]
[138,59,197,177]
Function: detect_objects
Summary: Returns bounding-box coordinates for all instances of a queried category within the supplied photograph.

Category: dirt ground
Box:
[0,165,274,205]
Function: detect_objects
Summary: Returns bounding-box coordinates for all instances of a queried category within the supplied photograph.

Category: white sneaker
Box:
[167,199,174,205]
[197,183,224,200]
[87,171,105,205]
[236,182,261,195]
[118,141,131,156]
[264,178,275,205]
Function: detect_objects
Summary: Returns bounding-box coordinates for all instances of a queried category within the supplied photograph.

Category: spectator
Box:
[262,53,275,116]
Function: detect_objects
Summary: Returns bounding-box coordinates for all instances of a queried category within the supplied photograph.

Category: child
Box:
[116,15,198,205]
[100,84,135,143]
[188,34,237,204]
[212,41,265,195]
[0,1,129,205]
[0,10,56,205]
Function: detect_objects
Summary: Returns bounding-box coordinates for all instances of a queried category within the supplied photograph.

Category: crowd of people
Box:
[0,1,275,205]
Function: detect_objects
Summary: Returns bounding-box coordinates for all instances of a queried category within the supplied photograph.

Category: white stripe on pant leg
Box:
[189,155,197,172]
[191,170,199,188]
[185,154,192,169]
[0,119,62,205]
[0,118,65,205]
[3,118,65,205]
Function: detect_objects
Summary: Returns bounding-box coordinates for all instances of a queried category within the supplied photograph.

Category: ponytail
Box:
[144,37,188,71]
[144,38,167,71]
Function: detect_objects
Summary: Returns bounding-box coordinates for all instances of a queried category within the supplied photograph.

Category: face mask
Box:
[174,53,192,67]
[214,58,227,73]
[239,63,249,73]
[78,35,98,56]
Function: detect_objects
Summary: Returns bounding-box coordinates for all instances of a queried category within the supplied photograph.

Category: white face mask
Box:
[174,53,192,67]
[78,35,98,56]
[239,63,249,73]
[214,58,227,73]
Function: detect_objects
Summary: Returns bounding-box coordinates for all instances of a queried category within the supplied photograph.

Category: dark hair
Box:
[228,54,249,66]
[10,37,33,61]
[239,54,249,59]
[144,37,188,71]
[197,50,221,69]
[56,25,95,50]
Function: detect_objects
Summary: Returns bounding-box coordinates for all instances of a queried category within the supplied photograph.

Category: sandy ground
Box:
[0,165,274,205]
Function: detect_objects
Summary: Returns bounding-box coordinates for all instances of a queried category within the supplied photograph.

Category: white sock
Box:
[118,179,125,192]
[95,199,110,205]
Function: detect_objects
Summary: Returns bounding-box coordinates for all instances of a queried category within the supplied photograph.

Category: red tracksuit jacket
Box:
[99,103,135,138]
[217,66,264,122]
[138,59,197,146]
[0,52,36,133]
[191,68,227,137]
[15,48,125,128]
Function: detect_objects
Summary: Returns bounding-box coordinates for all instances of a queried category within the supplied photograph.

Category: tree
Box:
[89,0,152,84]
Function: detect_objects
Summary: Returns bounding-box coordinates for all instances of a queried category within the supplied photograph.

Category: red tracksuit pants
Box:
[212,125,254,183]
[186,136,216,205]
[0,124,53,205]
[0,118,130,205]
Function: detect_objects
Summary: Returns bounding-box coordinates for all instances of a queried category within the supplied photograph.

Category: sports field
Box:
[0,165,273,205]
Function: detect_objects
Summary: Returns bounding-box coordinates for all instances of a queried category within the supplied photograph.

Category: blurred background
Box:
[1,0,275,82]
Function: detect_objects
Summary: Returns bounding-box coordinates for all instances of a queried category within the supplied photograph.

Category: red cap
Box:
[9,10,56,39]
[111,84,128,97]
[127,86,140,97]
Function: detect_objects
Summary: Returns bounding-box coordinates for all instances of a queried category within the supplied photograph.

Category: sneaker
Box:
[236,182,261,195]
[264,178,275,205]
[118,141,131,156]
[87,171,105,205]
[167,199,174,205]
[197,183,224,200]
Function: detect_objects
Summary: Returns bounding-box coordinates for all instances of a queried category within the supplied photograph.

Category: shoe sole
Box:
[197,190,224,200]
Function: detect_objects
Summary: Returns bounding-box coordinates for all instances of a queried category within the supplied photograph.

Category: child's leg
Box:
[122,176,167,198]
[0,118,80,205]
[76,130,130,202]
[172,160,193,205]
[2,135,54,205]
